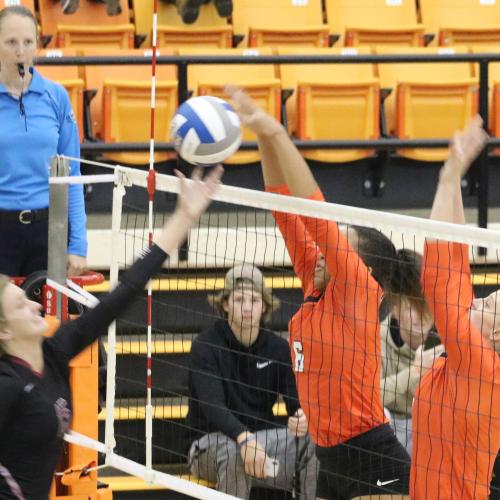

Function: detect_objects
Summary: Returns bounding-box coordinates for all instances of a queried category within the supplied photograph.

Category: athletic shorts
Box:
[316,423,411,499]
[490,454,500,500]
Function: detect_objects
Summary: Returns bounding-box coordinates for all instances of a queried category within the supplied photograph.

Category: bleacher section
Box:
[26,1,500,167]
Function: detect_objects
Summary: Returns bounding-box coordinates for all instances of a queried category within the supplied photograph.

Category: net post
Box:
[47,155,69,320]
[104,171,127,459]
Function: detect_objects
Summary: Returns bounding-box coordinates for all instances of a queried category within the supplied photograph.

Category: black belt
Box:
[0,208,49,224]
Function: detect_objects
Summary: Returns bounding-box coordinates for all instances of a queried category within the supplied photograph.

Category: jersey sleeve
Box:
[189,339,247,441]
[422,241,498,380]
[276,341,300,416]
[266,184,319,298]
[300,189,382,329]
[48,245,168,361]
[57,86,87,258]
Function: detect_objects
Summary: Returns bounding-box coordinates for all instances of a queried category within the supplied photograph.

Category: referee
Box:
[0,6,87,278]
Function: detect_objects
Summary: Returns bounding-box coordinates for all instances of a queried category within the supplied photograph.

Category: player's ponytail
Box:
[350,228,429,314]
[351,225,398,291]
[387,248,427,314]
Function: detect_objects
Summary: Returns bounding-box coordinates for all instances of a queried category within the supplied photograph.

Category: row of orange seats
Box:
[6,0,500,50]
[36,46,499,166]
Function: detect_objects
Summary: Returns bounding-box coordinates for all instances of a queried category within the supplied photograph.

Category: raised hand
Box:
[225,85,283,137]
[154,166,222,256]
[441,116,488,183]
[174,166,223,222]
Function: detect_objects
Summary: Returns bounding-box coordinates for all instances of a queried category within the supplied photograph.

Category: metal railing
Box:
[36,52,500,230]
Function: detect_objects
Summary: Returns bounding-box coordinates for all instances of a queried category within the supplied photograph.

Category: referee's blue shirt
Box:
[0,67,87,257]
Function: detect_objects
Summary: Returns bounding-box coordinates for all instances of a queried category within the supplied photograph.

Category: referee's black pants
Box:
[0,218,49,278]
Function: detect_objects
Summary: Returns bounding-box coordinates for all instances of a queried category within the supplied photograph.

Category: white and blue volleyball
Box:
[170,96,242,165]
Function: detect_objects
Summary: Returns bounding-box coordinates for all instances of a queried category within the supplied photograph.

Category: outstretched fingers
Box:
[225,84,255,114]
[461,115,488,162]
[204,165,224,195]
[446,116,489,179]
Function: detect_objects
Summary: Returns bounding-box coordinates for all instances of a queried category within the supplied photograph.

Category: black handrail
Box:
[80,138,500,152]
[34,53,500,64]
[36,52,500,230]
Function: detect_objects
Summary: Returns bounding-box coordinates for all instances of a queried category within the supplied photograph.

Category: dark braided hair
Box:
[351,227,426,312]
[351,225,398,291]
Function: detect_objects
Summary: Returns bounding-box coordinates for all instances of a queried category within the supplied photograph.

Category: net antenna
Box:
[144,0,160,475]
[102,0,162,471]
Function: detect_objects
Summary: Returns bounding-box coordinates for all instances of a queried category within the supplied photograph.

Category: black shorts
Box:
[316,423,411,499]
[490,453,500,500]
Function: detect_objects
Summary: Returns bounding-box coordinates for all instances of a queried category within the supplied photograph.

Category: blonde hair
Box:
[0,5,38,36]
[209,280,280,324]
[0,274,9,356]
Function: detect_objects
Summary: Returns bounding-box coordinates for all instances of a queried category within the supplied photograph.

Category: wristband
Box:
[238,434,256,447]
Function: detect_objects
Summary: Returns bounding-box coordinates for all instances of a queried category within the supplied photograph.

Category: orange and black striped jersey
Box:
[412,241,500,499]
[267,184,387,447]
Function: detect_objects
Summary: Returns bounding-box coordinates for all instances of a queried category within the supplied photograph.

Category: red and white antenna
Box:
[146,0,160,474]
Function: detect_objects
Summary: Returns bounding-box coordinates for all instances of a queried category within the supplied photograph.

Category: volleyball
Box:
[170,96,242,166]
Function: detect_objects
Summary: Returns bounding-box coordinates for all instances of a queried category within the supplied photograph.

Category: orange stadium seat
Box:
[132,0,232,48]
[232,0,329,48]
[420,0,500,47]
[0,0,35,11]
[325,0,425,47]
[279,47,379,163]
[84,49,177,164]
[376,46,478,161]
[36,49,84,142]
[180,47,280,164]
[38,0,134,49]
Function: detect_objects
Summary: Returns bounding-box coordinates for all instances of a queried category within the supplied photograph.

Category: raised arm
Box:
[226,86,319,297]
[423,117,493,377]
[227,86,379,314]
[225,86,318,199]
[429,116,487,225]
[49,167,223,360]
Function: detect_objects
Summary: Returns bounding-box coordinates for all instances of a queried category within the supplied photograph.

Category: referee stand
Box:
[42,156,111,500]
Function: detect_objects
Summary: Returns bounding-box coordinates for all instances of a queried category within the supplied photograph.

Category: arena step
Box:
[97,397,288,465]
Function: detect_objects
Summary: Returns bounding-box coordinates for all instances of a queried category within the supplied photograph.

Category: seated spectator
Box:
[187,264,318,499]
[381,249,444,455]
[162,0,232,24]
[58,0,122,16]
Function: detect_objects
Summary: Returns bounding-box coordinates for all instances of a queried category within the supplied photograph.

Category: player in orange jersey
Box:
[227,86,411,500]
[412,116,500,500]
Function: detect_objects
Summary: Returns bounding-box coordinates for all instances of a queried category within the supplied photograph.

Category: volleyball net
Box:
[52,157,500,498]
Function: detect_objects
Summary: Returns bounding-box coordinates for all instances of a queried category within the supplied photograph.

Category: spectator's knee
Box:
[217,439,242,468]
